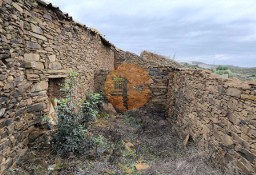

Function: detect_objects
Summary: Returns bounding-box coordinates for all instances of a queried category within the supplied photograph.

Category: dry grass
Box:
[5,112,240,175]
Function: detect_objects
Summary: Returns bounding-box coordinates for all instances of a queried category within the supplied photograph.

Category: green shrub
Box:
[51,71,104,157]
[82,93,103,124]
[215,69,233,75]
[52,98,89,157]
[51,71,90,157]
[214,66,234,76]
[216,65,228,70]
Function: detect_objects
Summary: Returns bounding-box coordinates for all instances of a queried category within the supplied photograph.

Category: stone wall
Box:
[168,68,256,174]
[94,70,110,95]
[113,50,174,116]
[1,0,255,174]
[0,0,115,173]
[141,50,181,68]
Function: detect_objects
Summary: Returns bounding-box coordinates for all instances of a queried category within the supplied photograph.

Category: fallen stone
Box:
[135,163,150,171]
[124,141,134,151]
[102,103,117,115]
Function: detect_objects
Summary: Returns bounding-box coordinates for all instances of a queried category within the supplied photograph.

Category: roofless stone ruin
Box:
[0,0,256,174]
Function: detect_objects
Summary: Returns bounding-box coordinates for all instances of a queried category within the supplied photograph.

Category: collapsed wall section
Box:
[112,50,173,116]
[0,0,114,173]
[168,69,256,174]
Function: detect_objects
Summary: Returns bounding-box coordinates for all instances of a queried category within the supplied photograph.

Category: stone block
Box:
[0,108,6,117]
[248,129,256,138]
[0,75,7,81]
[241,94,256,101]
[28,32,47,41]
[237,157,254,174]
[31,81,48,92]
[2,119,12,127]
[26,74,40,80]
[31,24,43,34]
[43,13,52,21]
[28,103,46,112]
[0,97,8,104]
[226,87,241,97]
[34,62,44,70]
[49,55,56,62]
[26,42,40,49]
[24,53,40,62]
[25,61,44,70]
[231,131,250,150]
[49,62,62,70]
[238,148,255,162]
[24,61,35,68]
[12,2,23,13]
[102,103,116,115]
[227,112,240,125]
[221,134,233,146]
[15,75,25,82]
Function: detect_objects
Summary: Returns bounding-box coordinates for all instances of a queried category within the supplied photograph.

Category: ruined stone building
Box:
[0,0,256,174]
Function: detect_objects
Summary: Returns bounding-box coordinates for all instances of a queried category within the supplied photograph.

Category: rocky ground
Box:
[5,111,228,175]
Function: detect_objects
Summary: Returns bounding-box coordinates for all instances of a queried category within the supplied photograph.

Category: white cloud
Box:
[48,0,256,67]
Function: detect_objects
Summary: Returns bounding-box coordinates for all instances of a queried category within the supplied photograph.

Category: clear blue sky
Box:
[48,0,256,67]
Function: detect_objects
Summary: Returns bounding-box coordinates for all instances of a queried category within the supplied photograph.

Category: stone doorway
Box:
[47,78,65,124]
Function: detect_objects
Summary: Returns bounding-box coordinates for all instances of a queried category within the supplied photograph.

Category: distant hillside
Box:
[181,61,256,81]
[225,65,256,75]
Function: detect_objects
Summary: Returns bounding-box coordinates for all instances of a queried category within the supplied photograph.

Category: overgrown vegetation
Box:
[5,73,241,175]
[214,65,234,76]
[51,71,103,157]
[7,109,237,175]
[83,93,103,124]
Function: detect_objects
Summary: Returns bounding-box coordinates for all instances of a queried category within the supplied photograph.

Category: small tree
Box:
[51,71,89,157]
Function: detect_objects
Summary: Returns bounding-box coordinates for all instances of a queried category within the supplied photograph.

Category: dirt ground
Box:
[5,111,238,175]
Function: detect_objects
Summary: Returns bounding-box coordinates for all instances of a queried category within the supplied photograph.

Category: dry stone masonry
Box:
[168,68,256,174]
[0,0,115,173]
[0,0,256,174]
